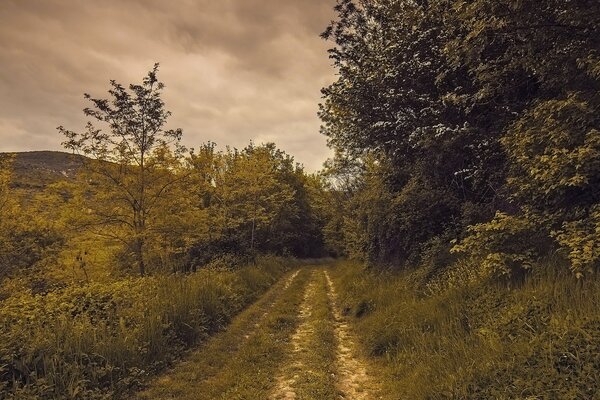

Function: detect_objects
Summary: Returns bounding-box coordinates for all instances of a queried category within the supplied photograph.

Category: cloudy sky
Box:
[0,0,336,171]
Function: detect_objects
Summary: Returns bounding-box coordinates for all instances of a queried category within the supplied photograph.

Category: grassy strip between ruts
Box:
[271,269,338,400]
[137,267,313,400]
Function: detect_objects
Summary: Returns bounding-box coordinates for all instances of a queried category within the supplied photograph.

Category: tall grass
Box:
[0,256,289,399]
[331,258,600,399]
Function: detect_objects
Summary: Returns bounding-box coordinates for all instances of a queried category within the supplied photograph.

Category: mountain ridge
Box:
[1,150,83,190]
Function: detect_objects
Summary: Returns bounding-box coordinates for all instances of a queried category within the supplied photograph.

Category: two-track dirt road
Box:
[137,266,380,400]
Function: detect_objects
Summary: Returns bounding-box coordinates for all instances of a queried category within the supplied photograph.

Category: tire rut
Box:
[324,270,379,400]
[271,269,379,400]
[270,272,320,399]
[136,268,304,400]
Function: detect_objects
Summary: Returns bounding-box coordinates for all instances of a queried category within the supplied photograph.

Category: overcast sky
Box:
[0,0,336,171]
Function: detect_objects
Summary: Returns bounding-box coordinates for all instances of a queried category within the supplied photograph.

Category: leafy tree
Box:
[320,0,503,267]
[502,94,600,275]
[59,64,185,276]
[320,0,600,276]
[447,0,600,275]
[183,142,327,266]
[202,144,297,255]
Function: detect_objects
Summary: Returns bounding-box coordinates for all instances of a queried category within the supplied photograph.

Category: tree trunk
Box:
[137,236,145,276]
[251,216,255,251]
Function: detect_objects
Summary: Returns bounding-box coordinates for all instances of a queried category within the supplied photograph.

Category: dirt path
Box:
[137,266,379,400]
[324,271,379,399]
[136,268,310,400]
[270,271,337,399]
[270,276,317,399]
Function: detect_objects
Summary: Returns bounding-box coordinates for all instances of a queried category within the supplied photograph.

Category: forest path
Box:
[324,270,380,399]
[136,266,380,400]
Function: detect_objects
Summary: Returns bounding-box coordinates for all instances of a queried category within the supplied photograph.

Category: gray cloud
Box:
[0,0,335,170]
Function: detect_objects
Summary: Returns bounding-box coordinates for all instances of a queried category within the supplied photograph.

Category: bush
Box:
[0,256,288,399]
[451,212,545,280]
[0,218,65,280]
[554,205,600,276]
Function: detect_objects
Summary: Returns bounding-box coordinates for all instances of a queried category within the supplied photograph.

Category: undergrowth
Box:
[330,259,600,399]
[0,256,290,399]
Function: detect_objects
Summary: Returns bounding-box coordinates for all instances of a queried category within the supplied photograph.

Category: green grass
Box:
[275,270,338,400]
[0,256,290,399]
[330,259,600,399]
[137,267,313,400]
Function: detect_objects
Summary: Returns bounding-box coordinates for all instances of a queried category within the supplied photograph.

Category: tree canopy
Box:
[320,0,600,277]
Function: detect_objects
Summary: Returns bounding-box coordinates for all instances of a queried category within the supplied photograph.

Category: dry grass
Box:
[330,259,600,399]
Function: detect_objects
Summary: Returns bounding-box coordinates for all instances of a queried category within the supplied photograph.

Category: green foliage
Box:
[184,142,327,266]
[331,260,600,399]
[503,93,600,275]
[52,65,327,274]
[504,94,600,214]
[451,212,540,278]
[0,154,14,215]
[59,64,186,276]
[320,0,505,268]
[554,205,600,276]
[0,256,288,399]
[0,155,65,281]
[320,0,600,276]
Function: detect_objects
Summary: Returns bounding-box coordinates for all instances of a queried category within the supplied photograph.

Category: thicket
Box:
[319,4,600,395]
[0,66,329,285]
[320,0,600,277]
[0,256,289,399]
[55,66,328,277]
[0,67,330,398]
[0,155,65,284]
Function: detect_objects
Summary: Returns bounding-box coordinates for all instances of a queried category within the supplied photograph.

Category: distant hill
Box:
[1,151,83,190]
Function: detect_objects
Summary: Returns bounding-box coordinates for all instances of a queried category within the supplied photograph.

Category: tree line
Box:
[0,65,329,281]
[2,0,599,282]
[319,0,600,278]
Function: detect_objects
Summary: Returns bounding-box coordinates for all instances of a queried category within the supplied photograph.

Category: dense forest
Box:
[320,0,600,277]
[1,0,600,399]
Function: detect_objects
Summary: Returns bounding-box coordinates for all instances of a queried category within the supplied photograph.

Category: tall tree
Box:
[320,0,600,275]
[59,64,185,276]
[320,0,503,267]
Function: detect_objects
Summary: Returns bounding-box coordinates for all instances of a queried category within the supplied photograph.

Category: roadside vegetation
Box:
[0,67,329,399]
[0,256,290,399]
[330,259,600,399]
[319,2,600,396]
[138,267,313,400]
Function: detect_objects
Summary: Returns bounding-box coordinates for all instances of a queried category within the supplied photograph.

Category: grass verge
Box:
[0,256,290,399]
[330,259,600,399]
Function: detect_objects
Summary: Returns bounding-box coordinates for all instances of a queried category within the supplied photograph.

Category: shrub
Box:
[0,256,288,399]
[553,205,600,277]
[451,212,543,279]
